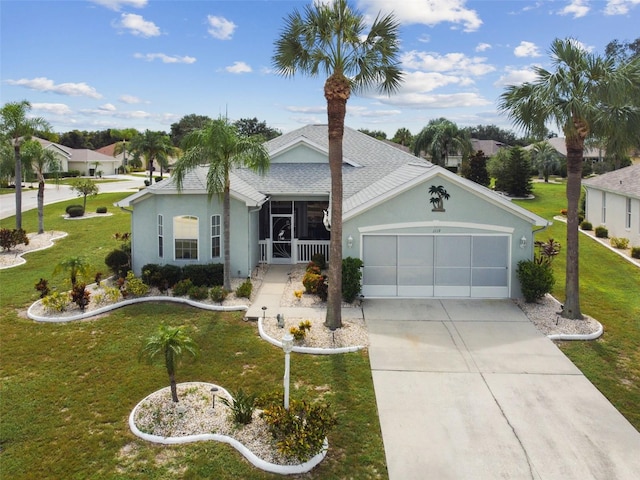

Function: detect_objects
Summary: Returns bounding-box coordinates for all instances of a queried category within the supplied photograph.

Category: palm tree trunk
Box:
[169,372,179,403]
[563,134,584,320]
[37,179,45,234]
[14,144,23,230]
[324,73,350,330]
[223,179,232,291]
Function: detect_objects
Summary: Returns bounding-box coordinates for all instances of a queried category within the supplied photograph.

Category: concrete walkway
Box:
[364,298,640,480]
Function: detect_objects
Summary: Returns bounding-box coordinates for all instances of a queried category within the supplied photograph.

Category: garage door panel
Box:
[363,236,396,266]
[363,266,397,285]
[473,236,508,267]
[399,236,433,266]
[435,236,471,267]
[398,266,434,285]
[472,268,508,286]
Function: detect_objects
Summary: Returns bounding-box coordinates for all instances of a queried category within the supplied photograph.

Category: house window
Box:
[211,215,221,258]
[174,215,198,260]
[626,198,632,229]
[158,214,164,258]
[601,192,606,223]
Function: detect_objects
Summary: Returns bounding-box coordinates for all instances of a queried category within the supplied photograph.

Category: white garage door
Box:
[362,234,509,298]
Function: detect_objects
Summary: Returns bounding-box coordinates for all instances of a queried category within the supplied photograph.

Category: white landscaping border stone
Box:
[129,382,328,475]
[544,293,604,341]
[258,317,364,354]
[28,296,248,323]
[0,231,68,270]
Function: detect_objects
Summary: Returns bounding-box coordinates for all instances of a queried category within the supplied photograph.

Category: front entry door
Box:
[271,214,293,263]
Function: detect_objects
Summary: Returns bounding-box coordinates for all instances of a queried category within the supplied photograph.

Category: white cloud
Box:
[207,15,236,40]
[401,51,495,76]
[559,0,590,18]
[225,61,252,74]
[360,0,482,32]
[133,53,197,64]
[31,103,73,116]
[380,92,491,109]
[99,103,117,111]
[5,77,103,99]
[604,0,640,15]
[475,43,492,52]
[514,41,542,58]
[90,0,147,11]
[285,105,326,114]
[115,13,160,37]
[81,107,152,120]
[494,66,539,87]
[119,94,142,104]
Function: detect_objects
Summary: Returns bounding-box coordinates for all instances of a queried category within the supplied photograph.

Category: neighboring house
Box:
[583,164,640,247]
[31,137,122,175]
[543,137,605,163]
[116,125,549,299]
[444,139,508,169]
[96,143,126,169]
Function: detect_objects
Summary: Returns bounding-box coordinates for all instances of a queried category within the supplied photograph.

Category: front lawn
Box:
[514,182,640,430]
[0,193,388,479]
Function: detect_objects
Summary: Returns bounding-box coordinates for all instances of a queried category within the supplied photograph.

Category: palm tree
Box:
[0,100,51,229]
[173,118,270,291]
[53,256,92,286]
[413,118,472,167]
[139,324,199,403]
[129,130,175,184]
[499,38,640,319]
[530,141,560,182]
[273,0,403,330]
[20,140,60,234]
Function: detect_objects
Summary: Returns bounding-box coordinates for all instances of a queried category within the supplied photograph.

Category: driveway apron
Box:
[364,299,640,480]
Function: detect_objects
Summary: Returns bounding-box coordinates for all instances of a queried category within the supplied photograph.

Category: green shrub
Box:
[290,320,312,341]
[580,220,593,231]
[261,399,337,462]
[104,249,130,278]
[311,253,326,269]
[611,237,629,249]
[70,283,91,312]
[121,271,149,297]
[155,176,163,183]
[141,264,162,287]
[96,206,107,214]
[220,389,256,425]
[0,228,29,251]
[172,279,193,297]
[187,285,209,300]
[517,260,555,303]
[103,286,121,303]
[631,247,640,259]
[595,226,608,238]
[182,263,223,287]
[302,271,323,294]
[41,291,68,313]
[210,286,228,303]
[161,265,183,288]
[67,206,85,217]
[236,278,253,299]
[342,257,364,303]
[65,204,83,214]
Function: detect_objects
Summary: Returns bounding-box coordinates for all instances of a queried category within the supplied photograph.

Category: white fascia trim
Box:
[270,136,361,167]
[358,221,515,234]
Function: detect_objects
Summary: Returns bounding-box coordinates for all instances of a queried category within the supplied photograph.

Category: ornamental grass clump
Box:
[219,389,257,425]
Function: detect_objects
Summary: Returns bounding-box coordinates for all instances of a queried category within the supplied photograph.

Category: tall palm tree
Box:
[173,118,270,291]
[139,324,198,403]
[20,139,60,234]
[413,118,472,167]
[499,38,640,319]
[129,130,175,184]
[530,141,560,182]
[0,100,51,229]
[273,0,403,330]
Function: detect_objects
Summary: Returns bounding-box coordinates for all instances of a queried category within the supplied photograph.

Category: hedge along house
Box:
[115,125,549,299]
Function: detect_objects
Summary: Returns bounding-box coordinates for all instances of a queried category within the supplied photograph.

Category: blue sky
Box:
[2,0,638,138]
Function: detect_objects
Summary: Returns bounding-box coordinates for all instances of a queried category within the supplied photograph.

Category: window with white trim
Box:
[601,192,607,223]
[626,197,632,229]
[158,214,164,258]
[174,215,198,260]
[211,215,221,258]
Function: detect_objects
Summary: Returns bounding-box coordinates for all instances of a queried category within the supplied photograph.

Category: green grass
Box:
[514,182,640,430]
[0,193,388,479]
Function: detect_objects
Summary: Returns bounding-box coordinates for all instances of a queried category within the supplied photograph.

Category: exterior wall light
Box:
[347,235,353,248]
[520,236,527,249]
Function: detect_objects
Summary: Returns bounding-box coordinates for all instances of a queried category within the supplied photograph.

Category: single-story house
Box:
[583,164,640,247]
[116,125,549,299]
[544,137,605,163]
[67,149,121,176]
[33,137,71,173]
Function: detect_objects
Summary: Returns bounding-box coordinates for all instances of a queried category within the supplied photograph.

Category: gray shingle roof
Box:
[583,164,640,198]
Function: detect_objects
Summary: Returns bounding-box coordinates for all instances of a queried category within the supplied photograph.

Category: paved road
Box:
[365,298,640,480]
[0,175,145,221]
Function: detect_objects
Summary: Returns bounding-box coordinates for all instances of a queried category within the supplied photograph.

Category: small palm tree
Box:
[173,117,270,291]
[53,256,92,286]
[20,139,60,234]
[139,324,199,403]
[531,141,560,182]
[129,130,176,184]
[414,118,472,167]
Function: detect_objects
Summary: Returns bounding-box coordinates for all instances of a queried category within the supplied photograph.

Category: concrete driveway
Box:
[364,299,640,480]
